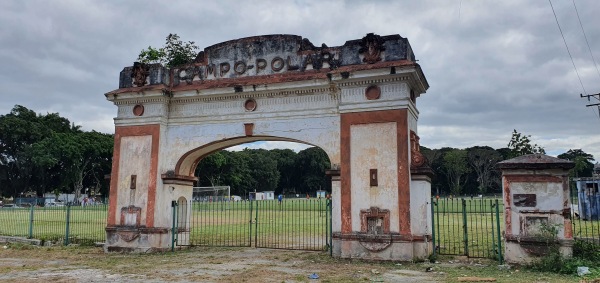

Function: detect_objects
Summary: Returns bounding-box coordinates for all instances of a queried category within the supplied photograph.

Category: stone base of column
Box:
[332,233,432,261]
[504,235,573,264]
[105,226,171,253]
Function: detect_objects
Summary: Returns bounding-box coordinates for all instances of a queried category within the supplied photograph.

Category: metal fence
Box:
[431,197,504,262]
[174,198,332,252]
[0,204,107,245]
[571,177,600,244]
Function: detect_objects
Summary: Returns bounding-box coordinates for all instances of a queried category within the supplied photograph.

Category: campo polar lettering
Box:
[175,52,339,84]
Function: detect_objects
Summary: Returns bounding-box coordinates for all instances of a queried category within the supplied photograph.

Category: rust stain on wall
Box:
[108,124,160,227]
[340,109,409,235]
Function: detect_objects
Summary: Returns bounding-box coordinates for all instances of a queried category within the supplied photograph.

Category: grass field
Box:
[432,198,505,259]
[433,197,600,259]
[0,205,107,244]
[184,199,330,250]
[1,197,599,260]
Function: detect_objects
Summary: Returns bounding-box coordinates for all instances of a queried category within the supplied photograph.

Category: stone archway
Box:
[104,33,431,261]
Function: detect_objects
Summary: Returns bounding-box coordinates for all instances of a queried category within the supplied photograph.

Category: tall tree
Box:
[243,149,280,193]
[270,149,298,195]
[195,151,229,186]
[443,149,470,196]
[557,149,595,177]
[466,146,502,194]
[0,105,75,197]
[32,131,113,201]
[295,147,331,194]
[507,129,545,158]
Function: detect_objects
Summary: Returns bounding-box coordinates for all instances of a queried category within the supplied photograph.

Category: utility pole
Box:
[581,93,600,115]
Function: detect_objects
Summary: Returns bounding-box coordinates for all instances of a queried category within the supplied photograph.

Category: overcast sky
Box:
[1,0,599,159]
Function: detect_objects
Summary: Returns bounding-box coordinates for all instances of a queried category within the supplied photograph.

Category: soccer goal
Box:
[193,186,231,203]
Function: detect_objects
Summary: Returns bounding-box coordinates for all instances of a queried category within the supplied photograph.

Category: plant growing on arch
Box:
[137,33,199,68]
[507,129,545,158]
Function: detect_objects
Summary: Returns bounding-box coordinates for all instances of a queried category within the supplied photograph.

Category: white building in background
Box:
[43,193,88,204]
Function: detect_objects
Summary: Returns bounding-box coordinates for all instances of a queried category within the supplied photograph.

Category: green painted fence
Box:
[431,197,504,263]
[173,198,332,252]
[0,204,107,245]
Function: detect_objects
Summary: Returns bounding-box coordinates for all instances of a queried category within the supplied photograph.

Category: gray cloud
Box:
[1,0,599,159]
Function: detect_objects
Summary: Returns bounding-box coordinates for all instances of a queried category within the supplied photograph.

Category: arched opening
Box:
[174,135,336,178]
[192,140,332,201]
[176,138,335,250]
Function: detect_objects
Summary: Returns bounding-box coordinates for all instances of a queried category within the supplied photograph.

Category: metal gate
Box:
[431,197,504,262]
[173,198,332,252]
[570,177,600,244]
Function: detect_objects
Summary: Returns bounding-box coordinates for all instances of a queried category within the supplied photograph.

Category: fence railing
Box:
[254,199,330,251]
[431,197,504,262]
[571,177,600,244]
[0,204,107,245]
[176,198,332,251]
[182,200,254,247]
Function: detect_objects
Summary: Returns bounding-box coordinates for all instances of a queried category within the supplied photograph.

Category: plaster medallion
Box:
[365,85,381,100]
[132,104,144,116]
[244,99,257,111]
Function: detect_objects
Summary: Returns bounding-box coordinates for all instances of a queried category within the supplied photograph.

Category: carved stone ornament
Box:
[120,205,142,227]
[359,33,386,64]
[117,230,140,242]
[244,98,257,111]
[132,104,144,116]
[360,207,390,234]
[359,239,392,252]
[410,131,426,168]
[365,85,381,100]
[359,206,392,252]
[131,62,149,87]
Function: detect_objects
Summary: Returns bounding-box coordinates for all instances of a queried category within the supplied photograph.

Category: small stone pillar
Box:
[497,154,574,263]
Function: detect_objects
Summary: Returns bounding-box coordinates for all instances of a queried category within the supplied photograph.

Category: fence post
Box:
[495,199,503,264]
[462,199,468,256]
[329,198,333,257]
[249,199,253,247]
[28,204,34,239]
[490,199,497,260]
[254,200,259,247]
[171,200,177,252]
[431,197,436,256]
[64,204,71,246]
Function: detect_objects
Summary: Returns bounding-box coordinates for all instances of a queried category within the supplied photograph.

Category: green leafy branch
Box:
[137,33,199,68]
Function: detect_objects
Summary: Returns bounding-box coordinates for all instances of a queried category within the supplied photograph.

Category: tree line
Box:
[423,130,595,196]
[0,105,113,199]
[194,147,332,198]
[1,106,594,199]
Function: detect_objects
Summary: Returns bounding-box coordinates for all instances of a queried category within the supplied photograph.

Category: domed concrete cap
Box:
[497,154,575,170]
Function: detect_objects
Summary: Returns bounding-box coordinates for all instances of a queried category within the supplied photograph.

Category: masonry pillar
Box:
[497,154,575,263]
[409,131,434,258]
[104,122,196,252]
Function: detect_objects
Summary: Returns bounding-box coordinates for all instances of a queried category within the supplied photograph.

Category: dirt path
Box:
[0,245,441,282]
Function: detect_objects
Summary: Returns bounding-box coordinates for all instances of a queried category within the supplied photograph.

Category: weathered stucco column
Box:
[409,132,434,258]
[497,154,574,263]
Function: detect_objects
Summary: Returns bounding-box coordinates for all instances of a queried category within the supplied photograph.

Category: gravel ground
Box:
[0,244,442,282]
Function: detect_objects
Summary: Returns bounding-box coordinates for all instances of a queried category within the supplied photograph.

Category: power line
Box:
[549,0,588,95]
[569,1,600,119]
[572,0,600,80]
[581,93,600,120]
